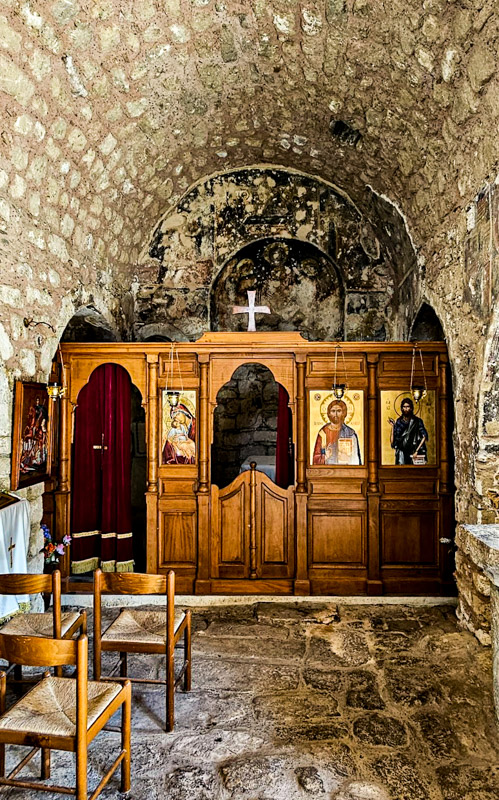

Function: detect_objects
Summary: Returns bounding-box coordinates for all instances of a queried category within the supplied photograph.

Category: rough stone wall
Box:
[212,364,279,489]
[475,304,499,523]
[425,170,499,526]
[0,0,499,564]
[454,547,492,645]
[455,524,499,647]
[136,167,414,342]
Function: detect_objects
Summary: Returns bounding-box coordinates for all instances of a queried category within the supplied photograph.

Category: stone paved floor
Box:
[3,602,499,799]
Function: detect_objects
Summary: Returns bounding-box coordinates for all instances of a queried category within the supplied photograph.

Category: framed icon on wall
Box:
[11,381,53,490]
[309,390,364,466]
[380,391,436,466]
[161,390,197,465]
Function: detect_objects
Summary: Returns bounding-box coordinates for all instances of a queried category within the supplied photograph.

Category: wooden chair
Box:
[0,632,131,799]
[93,569,191,732]
[0,571,86,679]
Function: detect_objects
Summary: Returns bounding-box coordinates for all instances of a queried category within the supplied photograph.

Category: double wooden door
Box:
[210,465,295,589]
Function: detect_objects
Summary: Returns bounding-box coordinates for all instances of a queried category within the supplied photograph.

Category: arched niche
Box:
[211,363,294,490]
[210,237,344,341]
[68,354,146,407]
[71,363,147,575]
[61,306,119,343]
[410,303,445,342]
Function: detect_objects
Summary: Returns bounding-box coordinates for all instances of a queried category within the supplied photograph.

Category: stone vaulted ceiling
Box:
[2,0,498,286]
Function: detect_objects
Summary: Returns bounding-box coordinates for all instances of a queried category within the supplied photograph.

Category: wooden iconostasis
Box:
[49,334,454,596]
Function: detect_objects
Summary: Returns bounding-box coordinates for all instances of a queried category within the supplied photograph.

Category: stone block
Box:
[467,43,495,93]
[0,53,34,105]
[473,569,491,597]
[0,16,22,51]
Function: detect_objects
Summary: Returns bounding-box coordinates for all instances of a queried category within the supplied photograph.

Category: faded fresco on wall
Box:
[380,391,436,466]
[309,390,364,466]
[465,188,492,314]
[136,168,415,342]
[161,391,197,465]
[212,237,343,340]
[464,182,499,315]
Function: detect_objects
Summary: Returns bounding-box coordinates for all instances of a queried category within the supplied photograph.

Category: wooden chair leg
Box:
[166,646,175,733]
[184,611,192,692]
[76,738,87,800]
[121,683,131,793]
[41,747,51,779]
[93,639,101,681]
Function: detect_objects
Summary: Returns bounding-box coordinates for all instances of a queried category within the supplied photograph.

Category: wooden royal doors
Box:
[210,465,295,592]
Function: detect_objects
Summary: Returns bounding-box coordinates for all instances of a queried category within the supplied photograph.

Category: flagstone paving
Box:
[3,602,499,799]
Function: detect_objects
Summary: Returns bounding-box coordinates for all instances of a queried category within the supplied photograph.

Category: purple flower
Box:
[43,529,51,540]
[62,534,71,545]
[56,543,65,555]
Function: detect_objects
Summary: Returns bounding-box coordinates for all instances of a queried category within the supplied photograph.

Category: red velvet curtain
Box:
[275,384,293,488]
[71,364,134,574]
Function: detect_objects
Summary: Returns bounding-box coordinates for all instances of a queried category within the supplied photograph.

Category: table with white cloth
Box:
[0,497,30,623]
[239,456,276,483]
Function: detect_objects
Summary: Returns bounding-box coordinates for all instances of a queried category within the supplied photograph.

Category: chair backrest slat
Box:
[0,573,53,594]
[96,571,168,595]
[0,632,78,667]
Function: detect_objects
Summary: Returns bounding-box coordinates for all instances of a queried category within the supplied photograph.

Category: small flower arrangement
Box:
[41,523,71,563]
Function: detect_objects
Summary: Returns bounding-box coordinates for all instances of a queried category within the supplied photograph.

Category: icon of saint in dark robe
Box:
[388,397,428,465]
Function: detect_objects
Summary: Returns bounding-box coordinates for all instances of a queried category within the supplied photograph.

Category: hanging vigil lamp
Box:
[47,382,66,402]
[165,342,183,408]
[332,344,348,401]
[410,344,428,403]
[166,390,180,408]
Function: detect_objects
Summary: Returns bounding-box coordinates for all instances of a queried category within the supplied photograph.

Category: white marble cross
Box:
[232,290,270,332]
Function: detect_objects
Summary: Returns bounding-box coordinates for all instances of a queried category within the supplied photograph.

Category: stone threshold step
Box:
[63,593,458,609]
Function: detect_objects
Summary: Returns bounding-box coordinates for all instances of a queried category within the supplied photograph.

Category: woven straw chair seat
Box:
[0,676,121,737]
[0,611,81,638]
[102,609,184,645]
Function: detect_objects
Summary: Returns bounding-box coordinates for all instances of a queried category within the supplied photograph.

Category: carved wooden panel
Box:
[260,483,288,564]
[309,478,366,496]
[380,480,438,496]
[378,353,438,379]
[309,511,365,566]
[381,510,438,565]
[159,355,198,380]
[159,505,197,567]
[159,478,197,496]
[258,480,294,578]
[220,483,246,565]
[210,476,248,580]
[307,355,366,377]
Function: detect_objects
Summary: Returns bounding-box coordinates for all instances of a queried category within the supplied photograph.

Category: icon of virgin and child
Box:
[313,399,362,465]
[162,403,196,464]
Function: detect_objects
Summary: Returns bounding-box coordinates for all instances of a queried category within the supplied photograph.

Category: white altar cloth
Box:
[0,498,30,622]
[240,456,276,482]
